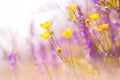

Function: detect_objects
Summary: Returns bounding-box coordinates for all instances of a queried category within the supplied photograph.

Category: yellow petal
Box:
[110,0,119,8]
[40,21,52,29]
[62,29,72,38]
[95,23,109,31]
[40,30,50,39]
[66,3,78,11]
[89,13,99,20]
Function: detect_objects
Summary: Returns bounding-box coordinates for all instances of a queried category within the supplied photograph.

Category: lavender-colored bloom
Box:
[92,0,99,4]
[77,6,101,59]
[39,43,46,60]
[113,46,120,56]
[72,31,81,44]
[98,5,116,45]
[77,6,82,22]
[29,20,36,59]
[30,20,34,36]
[30,42,35,59]
[7,51,16,69]
[118,0,120,18]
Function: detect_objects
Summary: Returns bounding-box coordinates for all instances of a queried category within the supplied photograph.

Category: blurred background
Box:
[1,0,120,80]
[0,0,87,80]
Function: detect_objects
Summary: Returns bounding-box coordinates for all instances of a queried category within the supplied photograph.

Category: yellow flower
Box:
[66,3,78,11]
[40,21,52,29]
[66,4,78,20]
[89,13,99,20]
[67,12,77,20]
[40,30,50,39]
[62,29,72,38]
[110,0,119,8]
[95,23,109,31]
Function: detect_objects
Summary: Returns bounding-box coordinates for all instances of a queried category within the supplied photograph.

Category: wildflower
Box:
[40,21,52,29]
[66,4,78,20]
[110,0,119,8]
[56,47,62,53]
[95,23,109,31]
[67,12,77,20]
[62,29,72,38]
[39,43,46,60]
[40,30,50,39]
[66,3,78,11]
[89,13,99,20]
[7,51,16,69]
[92,0,99,4]
[77,6,82,22]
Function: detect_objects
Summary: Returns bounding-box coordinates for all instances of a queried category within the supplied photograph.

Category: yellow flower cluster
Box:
[104,0,119,8]
[40,21,52,39]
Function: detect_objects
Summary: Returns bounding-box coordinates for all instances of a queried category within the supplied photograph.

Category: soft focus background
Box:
[0,0,86,80]
[1,0,120,80]
[0,0,86,55]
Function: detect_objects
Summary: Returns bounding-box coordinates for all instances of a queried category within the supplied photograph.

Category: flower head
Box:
[95,23,109,31]
[66,3,78,11]
[40,21,52,29]
[66,4,78,20]
[62,29,73,38]
[67,12,77,20]
[89,13,99,20]
[40,30,51,39]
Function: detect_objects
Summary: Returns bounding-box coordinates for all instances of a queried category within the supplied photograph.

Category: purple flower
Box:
[29,20,34,36]
[72,31,81,44]
[7,51,16,69]
[117,6,120,18]
[92,0,99,4]
[77,7,101,59]
[113,46,120,56]
[39,43,46,60]
[77,6,82,22]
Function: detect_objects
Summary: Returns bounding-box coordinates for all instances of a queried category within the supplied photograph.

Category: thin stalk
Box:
[69,38,73,64]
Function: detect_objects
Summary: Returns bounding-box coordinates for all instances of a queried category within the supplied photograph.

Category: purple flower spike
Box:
[72,31,81,44]
[30,20,34,36]
[77,8,101,59]
[77,6,82,22]
[92,0,99,4]
[7,51,16,70]
[118,0,120,18]
[39,43,46,60]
